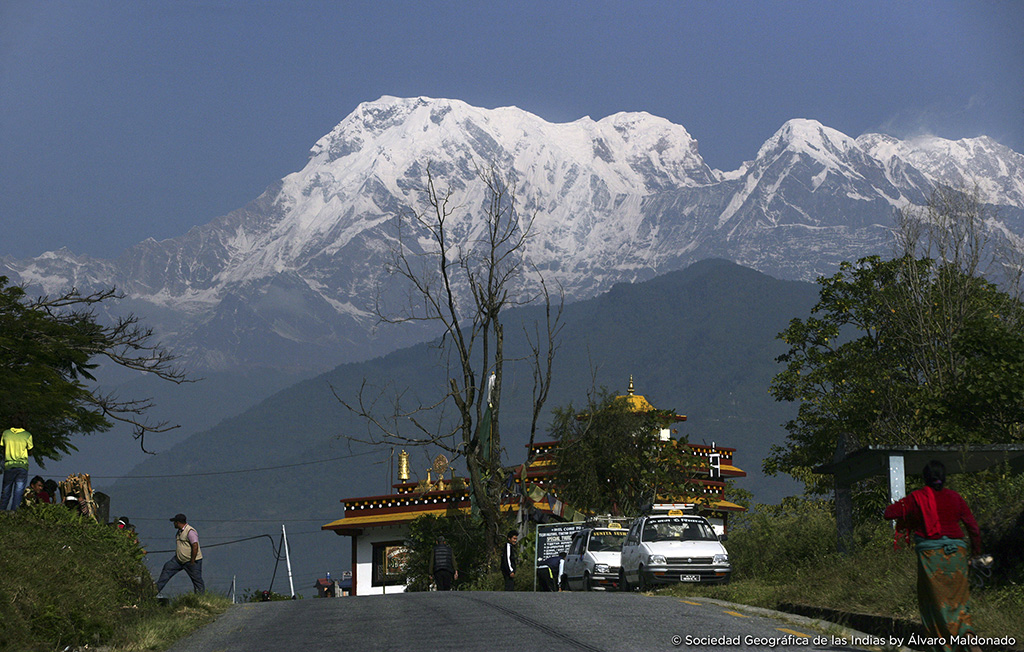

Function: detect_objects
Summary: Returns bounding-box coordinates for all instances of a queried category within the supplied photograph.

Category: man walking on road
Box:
[501,530,518,591]
[429,535,459,591]
[156,513,205,594]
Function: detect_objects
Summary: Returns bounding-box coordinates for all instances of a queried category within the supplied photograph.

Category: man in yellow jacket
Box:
[155,513,205,594]
[1,418,33,511]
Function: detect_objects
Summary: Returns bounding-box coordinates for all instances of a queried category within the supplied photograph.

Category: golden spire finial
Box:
[628,375,635,395]
[398,450,410,482]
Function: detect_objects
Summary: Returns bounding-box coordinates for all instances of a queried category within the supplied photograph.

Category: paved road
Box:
[169,592,876,652]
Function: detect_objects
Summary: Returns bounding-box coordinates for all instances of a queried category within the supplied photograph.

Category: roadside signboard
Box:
[533,522,584,590]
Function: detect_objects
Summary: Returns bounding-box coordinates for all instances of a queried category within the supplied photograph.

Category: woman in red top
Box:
[884,460,982,652]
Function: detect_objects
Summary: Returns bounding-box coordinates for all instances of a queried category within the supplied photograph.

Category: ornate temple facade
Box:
[322,380,746,595]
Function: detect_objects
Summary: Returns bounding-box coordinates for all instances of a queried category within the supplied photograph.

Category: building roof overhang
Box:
[323,498,556,537]
[322,506,471,536]
[814,444,1024,485]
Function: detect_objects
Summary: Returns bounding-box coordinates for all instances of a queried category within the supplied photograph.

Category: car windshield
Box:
[588,531,626,552]
[641,518,718,542]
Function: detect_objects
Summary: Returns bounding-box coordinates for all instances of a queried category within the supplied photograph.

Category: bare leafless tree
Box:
[337,163,563,559]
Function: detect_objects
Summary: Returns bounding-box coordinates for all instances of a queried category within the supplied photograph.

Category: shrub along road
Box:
[167,591,877,652]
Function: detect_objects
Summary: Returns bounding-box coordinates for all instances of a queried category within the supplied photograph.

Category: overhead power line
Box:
[81,449,377,479]
[148,533,279,555]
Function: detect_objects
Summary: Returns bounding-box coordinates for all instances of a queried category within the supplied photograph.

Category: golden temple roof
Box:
[615,376,685,420]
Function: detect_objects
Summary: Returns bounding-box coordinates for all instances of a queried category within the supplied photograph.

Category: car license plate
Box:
[680,574,700,582]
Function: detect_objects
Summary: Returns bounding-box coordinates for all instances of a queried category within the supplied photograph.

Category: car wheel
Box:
[583,573,592,591]
[638,565,647,591]
[618,569,630,592]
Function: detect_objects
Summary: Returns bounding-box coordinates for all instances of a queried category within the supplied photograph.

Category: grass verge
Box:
[0,506,230,651]
[109,593,232,652]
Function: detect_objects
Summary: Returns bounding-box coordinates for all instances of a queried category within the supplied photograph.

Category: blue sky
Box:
[2,1,1022,259]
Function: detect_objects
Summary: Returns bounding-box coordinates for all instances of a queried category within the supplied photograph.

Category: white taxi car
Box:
[619,513,731,590]
[564,525,628,591]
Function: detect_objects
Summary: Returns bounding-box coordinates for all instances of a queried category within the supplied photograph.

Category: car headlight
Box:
[713,554,729,565]
[594,564,609,574]
[648,555,667,566]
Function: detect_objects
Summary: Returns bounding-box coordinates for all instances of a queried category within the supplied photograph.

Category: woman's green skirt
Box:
[915,537,976,652]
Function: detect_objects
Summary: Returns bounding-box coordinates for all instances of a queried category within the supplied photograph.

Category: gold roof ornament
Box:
[432,454,449,476]
[416,471,433,494]
[420,454,448,491]
[618,375,656,413]
[398,450,410,482]
[617,376,686,421]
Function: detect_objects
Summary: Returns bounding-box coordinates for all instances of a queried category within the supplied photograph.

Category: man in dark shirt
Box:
[428,535,458,591]
[538,552,566,591]
[501,530,518,591]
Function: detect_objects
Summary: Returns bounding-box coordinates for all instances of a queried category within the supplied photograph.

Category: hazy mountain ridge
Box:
[107,259,818,595]
[4,97,1023,374]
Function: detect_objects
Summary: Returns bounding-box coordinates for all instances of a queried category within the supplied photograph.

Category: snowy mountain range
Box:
[4,96,1024,374]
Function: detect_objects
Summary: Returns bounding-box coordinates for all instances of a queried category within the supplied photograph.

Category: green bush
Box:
[404,513,490,591]
[404,514,536,591]
[0,505,155,652]
[241,588,297,602]
[725,497,838,581]
[954,466,1024,584]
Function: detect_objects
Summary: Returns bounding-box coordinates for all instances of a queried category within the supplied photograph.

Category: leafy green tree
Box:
[0,277,188,462]
[403,513,489,591]
[550,390,701,516]
[767,188,1024,495]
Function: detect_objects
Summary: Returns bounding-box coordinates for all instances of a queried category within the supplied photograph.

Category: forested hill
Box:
[107,258,819,595]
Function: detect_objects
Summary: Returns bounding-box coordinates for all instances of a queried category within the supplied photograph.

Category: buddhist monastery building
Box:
[322,379,746,595]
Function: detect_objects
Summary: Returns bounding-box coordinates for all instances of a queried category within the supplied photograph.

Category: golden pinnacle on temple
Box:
[398,450,410,482]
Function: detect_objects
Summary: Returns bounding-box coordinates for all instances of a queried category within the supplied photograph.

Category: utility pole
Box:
[282,524,296,598]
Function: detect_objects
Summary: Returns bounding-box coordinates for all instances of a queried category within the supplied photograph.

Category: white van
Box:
[564,525,628,591]
[619,513,731,590]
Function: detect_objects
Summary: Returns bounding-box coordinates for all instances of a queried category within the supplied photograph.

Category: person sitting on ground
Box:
[20,475,51,507]
[63,492,84,515]
[114,516,142,548]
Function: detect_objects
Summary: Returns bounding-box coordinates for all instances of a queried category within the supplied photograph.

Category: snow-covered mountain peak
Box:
[760,119,861,165]
[310,96,458,161]
[14,247,114,296]
[298,96,717,217]
[7,97,1024,375]
[858,132,1024,208]
[854,132,901,158]
[593,110,712,183]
